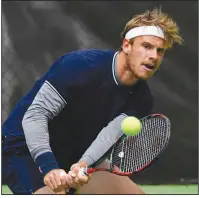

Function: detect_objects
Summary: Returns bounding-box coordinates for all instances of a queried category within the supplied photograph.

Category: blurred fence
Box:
[2,1,198,184]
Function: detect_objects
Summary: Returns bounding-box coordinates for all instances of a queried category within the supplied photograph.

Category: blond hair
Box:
[120,8,183,49]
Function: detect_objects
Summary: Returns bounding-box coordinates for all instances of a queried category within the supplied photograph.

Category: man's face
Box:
[123,35,166,80]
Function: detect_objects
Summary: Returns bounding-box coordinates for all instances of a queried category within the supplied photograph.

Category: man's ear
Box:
[122,39,131,53]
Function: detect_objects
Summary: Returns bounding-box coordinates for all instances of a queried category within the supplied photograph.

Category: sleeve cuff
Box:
[35,152,59,176]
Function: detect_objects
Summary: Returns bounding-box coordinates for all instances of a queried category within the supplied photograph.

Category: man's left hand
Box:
[67,161,91,188]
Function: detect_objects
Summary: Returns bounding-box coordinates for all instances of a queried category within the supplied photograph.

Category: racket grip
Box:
[79,167,89,176]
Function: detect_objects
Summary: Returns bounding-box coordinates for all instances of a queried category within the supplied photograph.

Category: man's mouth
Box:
[142,64,155,71]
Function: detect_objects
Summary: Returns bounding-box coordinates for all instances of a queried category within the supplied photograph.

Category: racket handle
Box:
[79,167,95,176]
[79,167,89,176]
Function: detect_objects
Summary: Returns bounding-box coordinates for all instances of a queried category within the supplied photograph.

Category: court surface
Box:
[2,184,198,194]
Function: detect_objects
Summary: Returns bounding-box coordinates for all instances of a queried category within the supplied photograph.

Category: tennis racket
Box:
[80,113,171,176]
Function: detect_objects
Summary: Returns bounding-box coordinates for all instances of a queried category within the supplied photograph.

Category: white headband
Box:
[125,26,165,40]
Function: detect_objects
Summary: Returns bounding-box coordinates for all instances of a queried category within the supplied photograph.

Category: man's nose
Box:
[149,49,158,60]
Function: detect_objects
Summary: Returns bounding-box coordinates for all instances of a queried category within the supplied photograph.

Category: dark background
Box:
[2,1,198,184]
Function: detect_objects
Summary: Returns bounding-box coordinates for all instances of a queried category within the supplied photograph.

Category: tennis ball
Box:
[121,116,142,136]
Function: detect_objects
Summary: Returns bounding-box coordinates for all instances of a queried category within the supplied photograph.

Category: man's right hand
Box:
[43,169,70,193]
[67,161,91,188]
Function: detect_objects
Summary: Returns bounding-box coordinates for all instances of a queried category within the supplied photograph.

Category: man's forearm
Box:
[22,110,59,176]
[79,114,127,166]
[22,81,66,175]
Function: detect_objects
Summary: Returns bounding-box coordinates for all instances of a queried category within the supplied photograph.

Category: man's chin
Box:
[137,75,152,81]
[133,71,155,81]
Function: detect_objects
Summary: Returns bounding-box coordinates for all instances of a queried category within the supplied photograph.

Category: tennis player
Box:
[2,8,183,194]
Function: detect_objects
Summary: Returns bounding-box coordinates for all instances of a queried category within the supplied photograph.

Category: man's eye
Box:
[144,45,151,49]
[157,48,165,53]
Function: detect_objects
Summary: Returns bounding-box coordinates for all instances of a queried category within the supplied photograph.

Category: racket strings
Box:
[112,116,170,173]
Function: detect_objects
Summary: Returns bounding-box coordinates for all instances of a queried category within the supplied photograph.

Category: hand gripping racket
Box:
[80,114,171,176]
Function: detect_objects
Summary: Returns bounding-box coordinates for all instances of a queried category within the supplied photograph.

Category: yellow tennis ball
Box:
[121,116,142,136]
